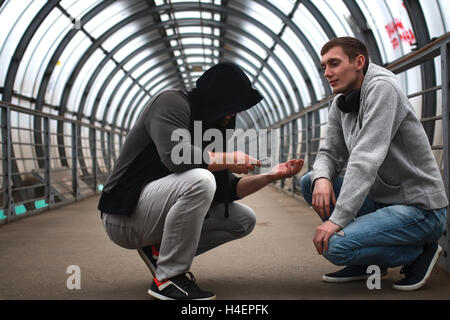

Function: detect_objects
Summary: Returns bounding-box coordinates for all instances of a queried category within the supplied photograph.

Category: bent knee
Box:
[233,203,256,237]
[323,236,352,266]
[242,208,256,236]
[299,173,312,195]
[187,168,217,196]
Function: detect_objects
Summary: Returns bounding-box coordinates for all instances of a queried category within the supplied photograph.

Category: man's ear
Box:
[356,54,366,72]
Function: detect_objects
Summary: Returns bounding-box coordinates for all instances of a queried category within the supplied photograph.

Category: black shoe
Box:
[322,265,388,283]
[148,272,216,300]
[393,244,442,291]
[137,245,159,277]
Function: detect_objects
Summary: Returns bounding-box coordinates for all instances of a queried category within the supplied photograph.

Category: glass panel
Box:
[102,18,154,52]
[268,55,299,114]
[14,8,72,99]
[227,30,266,58]
[293,4,329,56]
[262,68,288,119]
[84,60,117,117]
[83,0,147,38]
[46,32,92,106]
[123,50,156,74]
[228,45,262,71]
[266,0,295,16]
[311,0,354,37]
[94,69,127,121]
[228,0,283,35]
[67,49,106,114]
[181,38,204,46]
[420,0,446,38]
[254,83,275,125]
[437,0,450,32]
[128,95,150,128]
[122,89,148,127]
[150,77,178,96]
[356,0,408,64]
[226,15,275,48]
[184,48,207,56]
[174,11,201,20]
[113,32,159,62]
[60,0,103,20]
[383,0,417,54]
[281,29,322,106]
[108,79,138,124]
[0,0,46,87]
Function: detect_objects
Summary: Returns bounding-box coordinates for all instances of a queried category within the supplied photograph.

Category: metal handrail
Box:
[0,101,126,224]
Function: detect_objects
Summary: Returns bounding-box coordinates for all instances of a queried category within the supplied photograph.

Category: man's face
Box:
[220,113,236,127]
[206,113,236,129]
[321,46,365,95]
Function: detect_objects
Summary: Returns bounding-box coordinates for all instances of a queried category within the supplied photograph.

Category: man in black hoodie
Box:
[98,62,303,300]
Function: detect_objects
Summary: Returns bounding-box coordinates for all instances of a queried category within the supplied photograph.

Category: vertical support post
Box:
[439,40,450,272]
[306,111,313,172]
[71,123,79,200]
[119,132,124,151]
[1,106,13,221]
[43,116,53,207]
[108,131,114,172]
[292,119,299,194]
[91,127,98,193]
[279,124,285,189]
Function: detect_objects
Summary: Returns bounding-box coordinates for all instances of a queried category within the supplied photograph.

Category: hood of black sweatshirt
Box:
[187,62,263,124]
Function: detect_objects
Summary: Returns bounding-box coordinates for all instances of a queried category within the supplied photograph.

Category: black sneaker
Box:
[137,245,159,277]
[148,272,216,300]
[322,265,388,283]
[393,244,442,291]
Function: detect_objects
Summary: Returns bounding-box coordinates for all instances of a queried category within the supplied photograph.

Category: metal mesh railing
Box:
[0,102,126,224]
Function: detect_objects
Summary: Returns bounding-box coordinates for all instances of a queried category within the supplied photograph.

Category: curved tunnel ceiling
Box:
[1,0,449,133]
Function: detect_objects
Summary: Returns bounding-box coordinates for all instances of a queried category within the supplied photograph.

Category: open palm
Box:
[268,159,304,180]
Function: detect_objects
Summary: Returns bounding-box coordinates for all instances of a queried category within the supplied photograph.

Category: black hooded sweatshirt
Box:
[98,62,263,216]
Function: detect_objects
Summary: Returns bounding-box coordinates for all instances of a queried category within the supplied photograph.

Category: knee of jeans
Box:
[299,173,312,195]
[189,168,217,197]
[323,235,351,266]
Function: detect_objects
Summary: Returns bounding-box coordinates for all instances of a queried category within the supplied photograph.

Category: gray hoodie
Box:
[310,63,448,228]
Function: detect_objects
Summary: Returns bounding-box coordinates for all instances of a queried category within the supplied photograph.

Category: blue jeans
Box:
[299,172,447,268]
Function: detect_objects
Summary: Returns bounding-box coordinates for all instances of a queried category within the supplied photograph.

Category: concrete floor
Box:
[1,186,449,300]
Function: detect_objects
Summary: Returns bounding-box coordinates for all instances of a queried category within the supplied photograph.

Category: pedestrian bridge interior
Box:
[0,0,449,299]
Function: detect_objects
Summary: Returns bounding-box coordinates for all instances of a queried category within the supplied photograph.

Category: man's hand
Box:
[227,151,261,174]
[207,151,261,173]
[312,178,337,219]
[235,159,303,199]
[267,159,304,181]
[313,220,341,255]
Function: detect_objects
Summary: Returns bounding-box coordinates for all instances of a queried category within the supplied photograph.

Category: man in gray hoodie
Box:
[299,37,447,291]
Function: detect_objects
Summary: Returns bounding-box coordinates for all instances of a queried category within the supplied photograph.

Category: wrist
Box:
[265,173,277,183]
[207,152,228,171]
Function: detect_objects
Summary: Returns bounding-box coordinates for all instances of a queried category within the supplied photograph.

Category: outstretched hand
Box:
[267,159,304,180]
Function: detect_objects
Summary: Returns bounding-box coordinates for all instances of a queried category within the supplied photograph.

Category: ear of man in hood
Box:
[187,62,263,124]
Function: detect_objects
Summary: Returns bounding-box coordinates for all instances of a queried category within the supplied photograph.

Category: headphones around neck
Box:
[336,89,361,114]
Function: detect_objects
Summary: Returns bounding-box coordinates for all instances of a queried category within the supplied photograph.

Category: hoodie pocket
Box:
[370,174,401,199]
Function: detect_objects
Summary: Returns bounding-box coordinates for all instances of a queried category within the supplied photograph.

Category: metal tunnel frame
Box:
[0,1,449,273]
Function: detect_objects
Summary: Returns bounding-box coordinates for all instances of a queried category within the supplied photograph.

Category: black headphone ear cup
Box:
[337,94,347,113]
[336,89,361,113]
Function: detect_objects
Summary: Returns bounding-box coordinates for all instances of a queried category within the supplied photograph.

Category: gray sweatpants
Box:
[101,168,256,281]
